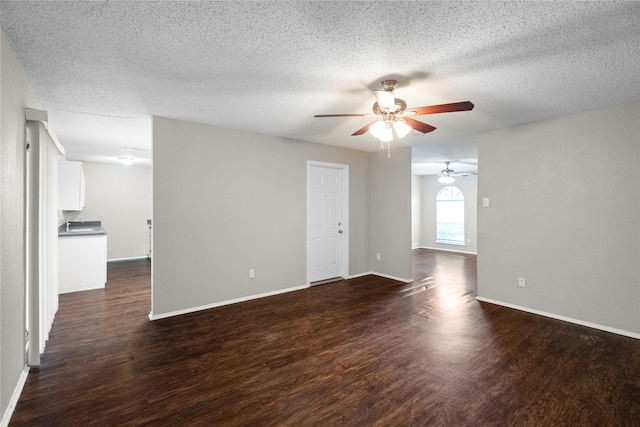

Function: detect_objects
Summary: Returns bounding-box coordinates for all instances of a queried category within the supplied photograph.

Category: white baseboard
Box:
[59,283,105,294]
[347,271,374,280]
[348,271,413,283]
[476,297,640,340]
[417,246,477,255]
[1,366,29,427]
[371,272,413,283]
[149,283,310,321]
[149,271,416,321]
[107,256,149,263]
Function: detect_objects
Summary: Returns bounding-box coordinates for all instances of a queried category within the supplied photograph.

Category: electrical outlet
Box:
[249,269,255,278]
[482,198,490,207]
[376,253,381,261]
[518,277,526,287]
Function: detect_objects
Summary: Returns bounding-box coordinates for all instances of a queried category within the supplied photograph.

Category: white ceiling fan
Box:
[438,162,477,184]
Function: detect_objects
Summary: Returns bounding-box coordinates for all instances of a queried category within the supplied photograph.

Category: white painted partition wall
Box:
[369,148,413,282]
[477,103,640,337]
[151,116,414,319]
[151,117,372,319]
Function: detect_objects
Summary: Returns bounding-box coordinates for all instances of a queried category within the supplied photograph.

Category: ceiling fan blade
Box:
[373,90,395,111]
[351,121,378,136]
[405,101,474,116]
[403,117,436,134]
[314,113,370,117]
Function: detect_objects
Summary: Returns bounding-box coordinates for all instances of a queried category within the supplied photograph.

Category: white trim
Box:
[347,271,373,280]
[107,256,149,263]
[416,245,477,255]
[25,108,65,155]
[58,283,105,294]
[148,271,416,321]
[1,366,29,427]
[476,297,640,340]
[370,272,413,283]
[306,161,349,283]
[348,271,413,283]
[149,284,310,321]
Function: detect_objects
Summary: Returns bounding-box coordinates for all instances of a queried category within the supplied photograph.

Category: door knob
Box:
[338,230,343,234]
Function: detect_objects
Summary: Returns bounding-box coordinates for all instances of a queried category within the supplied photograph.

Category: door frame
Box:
[306,161,349,284]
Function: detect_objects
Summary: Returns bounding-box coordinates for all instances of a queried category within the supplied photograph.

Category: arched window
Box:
[436,186,465,246]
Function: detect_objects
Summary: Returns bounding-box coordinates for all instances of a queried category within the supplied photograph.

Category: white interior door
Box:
[307,162,348,283]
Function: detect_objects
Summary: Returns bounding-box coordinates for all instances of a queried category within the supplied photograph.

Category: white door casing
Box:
[307,162,349,283]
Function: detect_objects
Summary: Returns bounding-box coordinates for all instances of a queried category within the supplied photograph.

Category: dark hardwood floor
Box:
[11,249,640,426]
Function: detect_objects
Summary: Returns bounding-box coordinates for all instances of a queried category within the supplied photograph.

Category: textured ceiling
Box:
[1,1,639,174]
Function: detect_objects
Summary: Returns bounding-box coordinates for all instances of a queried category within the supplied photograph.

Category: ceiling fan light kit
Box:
[439,175,455,184]
[314,79,474,157]
[393,120,411,138]
[369,120,391,141]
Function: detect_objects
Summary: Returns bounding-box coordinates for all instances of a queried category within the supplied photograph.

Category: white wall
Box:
[418,174,478,254]
[411,175,422,249]
[0,29,42,423]
[152,116,413,317]
[369,148,413,280]
[477,103,640,335]
[81,162,152,261]
[152,116,377,317]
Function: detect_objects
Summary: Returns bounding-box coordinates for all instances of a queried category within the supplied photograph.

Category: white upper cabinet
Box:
[58,160,85,211]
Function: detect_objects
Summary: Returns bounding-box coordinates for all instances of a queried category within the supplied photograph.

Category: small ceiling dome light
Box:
[119,157,134,165]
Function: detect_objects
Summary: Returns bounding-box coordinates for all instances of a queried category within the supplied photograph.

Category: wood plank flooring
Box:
[10,249,640,426]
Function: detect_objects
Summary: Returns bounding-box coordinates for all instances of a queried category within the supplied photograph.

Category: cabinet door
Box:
[58,161,86,210]
[58,235,107,293]
[79,166,86,209]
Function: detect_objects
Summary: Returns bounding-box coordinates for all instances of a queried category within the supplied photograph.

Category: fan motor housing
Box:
[372,98,407,115]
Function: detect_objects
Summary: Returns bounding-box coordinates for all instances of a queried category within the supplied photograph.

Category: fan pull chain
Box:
[379,141,392,158]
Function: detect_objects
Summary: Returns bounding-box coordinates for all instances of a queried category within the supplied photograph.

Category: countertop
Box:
[58,220,107,237]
